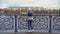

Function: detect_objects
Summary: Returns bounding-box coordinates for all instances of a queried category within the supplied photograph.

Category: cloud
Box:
[0,0,18,8]
[19,0,60,8]
[0,0,60,8]
[19,0,58,8]
[0,3,7,8]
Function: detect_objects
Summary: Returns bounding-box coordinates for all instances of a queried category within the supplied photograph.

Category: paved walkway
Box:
[0,32,60,34]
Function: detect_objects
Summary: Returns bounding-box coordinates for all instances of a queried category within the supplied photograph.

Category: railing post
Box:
[49,14,52,33]
[15,14,17,32]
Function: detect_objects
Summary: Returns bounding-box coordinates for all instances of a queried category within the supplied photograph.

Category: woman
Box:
[27,8,34,32]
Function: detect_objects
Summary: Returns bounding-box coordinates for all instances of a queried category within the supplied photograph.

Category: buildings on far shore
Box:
[0,7,60,15]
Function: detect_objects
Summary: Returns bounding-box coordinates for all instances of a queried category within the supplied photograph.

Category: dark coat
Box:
[27,10,33,16]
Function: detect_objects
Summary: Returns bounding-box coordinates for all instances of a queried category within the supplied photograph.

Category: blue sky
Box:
[0,0,60,8]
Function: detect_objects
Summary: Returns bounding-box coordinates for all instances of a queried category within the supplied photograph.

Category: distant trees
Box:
[0,8,60,15]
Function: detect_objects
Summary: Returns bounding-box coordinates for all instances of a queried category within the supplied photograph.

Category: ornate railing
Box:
[0,14,60,33]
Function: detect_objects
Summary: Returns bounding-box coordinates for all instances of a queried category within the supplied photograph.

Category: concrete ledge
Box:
[52,30,60,33]
[0,30,14,33]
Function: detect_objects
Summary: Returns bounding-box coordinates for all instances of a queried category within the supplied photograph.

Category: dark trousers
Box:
[28,20,33,30]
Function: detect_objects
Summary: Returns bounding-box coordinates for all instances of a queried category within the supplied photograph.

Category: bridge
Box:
[0,8,60,34]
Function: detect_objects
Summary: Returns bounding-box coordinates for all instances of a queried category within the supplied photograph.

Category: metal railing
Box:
[0,14,60,33]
